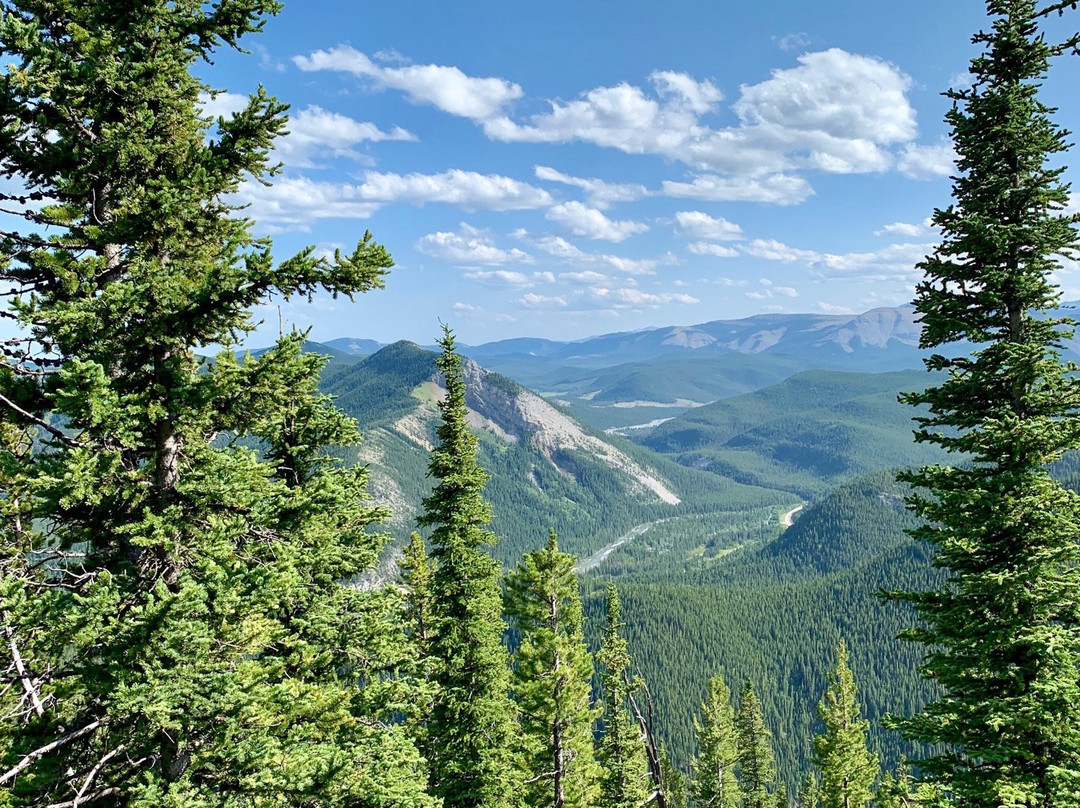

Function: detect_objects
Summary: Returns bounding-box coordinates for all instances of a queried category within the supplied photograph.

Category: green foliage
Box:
[737,681,779,808]
[812,641,878,808]
[597,584,650,808]
[504,531,601,808]
[797,772,821,808]
[0,2,429,806]
[690,673,742,808]
[418,329,520,808]
[893,2,1080,805]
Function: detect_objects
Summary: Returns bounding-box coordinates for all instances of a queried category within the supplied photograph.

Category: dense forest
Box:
[1,1,1079,808]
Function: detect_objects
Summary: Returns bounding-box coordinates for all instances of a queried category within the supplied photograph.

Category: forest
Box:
[1,1,1079,808]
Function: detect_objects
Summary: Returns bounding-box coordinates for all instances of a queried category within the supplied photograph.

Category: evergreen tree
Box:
[400,530,435,656]
[812,640,878,808]
[875,763,913,808]
[690,673,742,808]
[659,747,688,808]
[736,681,778,808]
[894,2,1080,805]
[597,583,650,808]
[797,772,821,808]
[0,2,431,806]
[504,530,600,808]
[418,328,520,808]
[775,781,789,808]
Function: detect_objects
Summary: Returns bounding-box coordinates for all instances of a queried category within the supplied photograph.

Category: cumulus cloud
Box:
[688,242,740,258]
[533,166,648,208]
[816,301,855,313]
[236,169,552,225]
[675,210,744,241]
[746,278,798,300]
[527,234,668,275]
[202,93,414,168]
[898,140,957,179]
[742,237,933,281]
[661,173,813,205]
[545,201,649,242]
[520,293,569,308]
[415,224,533,265]
[357,169,552,210]
[587,288,699,307]
[875,217,935,238]
[293,45,523,120]
[462,270,540,289]
[276,106,415,167]
[306,46,924,184]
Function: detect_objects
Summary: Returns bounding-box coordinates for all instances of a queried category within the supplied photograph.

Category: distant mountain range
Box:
[313,302,1080,373]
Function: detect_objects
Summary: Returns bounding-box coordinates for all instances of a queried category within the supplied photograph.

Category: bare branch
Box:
[4,622,44,717]
[41,787,121,808]
[0,719,103,785]
[73,745,124,807]
[0,392,78,447]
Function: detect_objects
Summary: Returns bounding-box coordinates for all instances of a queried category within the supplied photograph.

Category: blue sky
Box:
[207,1,1078,344]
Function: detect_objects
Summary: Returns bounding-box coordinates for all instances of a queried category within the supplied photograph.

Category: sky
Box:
[84,2,1080,344]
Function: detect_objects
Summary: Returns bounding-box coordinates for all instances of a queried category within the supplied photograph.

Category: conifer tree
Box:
[597,583,650,808]
[736,681,778,808]
[797,772,821,808]
[505,531,600,808]
[659,748,687,808]
[400,530,435,656]
[0,2,432,806]
[894,2,1080,805]
[812,640,878,808]
[690,673,742,808]
[418,328,520,808]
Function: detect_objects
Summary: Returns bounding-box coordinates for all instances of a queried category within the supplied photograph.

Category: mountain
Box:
[636,368,954,497]
[323,337,384,356]
[465,306,927,370]
[320,342,797,571]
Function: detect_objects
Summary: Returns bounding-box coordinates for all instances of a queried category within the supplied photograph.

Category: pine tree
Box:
[419,328,520,808]
[894,2,1080,805]
[736,681,778,808]
[659,747,688,808]
[597,583,650,808]
[797,772,822,808]
[505,531,601,808]
[0,2,432,806]
[812,640,878,808]
[690,673,742,808]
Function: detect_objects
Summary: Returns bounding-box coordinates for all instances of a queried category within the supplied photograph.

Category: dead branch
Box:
[0,719,103,785]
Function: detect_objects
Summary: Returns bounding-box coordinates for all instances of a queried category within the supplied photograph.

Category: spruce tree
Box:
[690,673,742,808]
[797,772,821,808]
[812,640,878,808]
[597,583,650,808]
[894,2,1080,805]
[736,681,778,808]
[504,531,601,808]
[418,328,520,808]
[0,2,431,806]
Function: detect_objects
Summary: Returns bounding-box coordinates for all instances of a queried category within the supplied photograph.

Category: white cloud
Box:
[463,270,538,289]
[662,174,813,205]
[236,169,552,225]
[546,201,649,242]
[743,239,820,263]
[526,234,666,276]
[520,293,568,308]
[452,302,482,312]
[743,237,933,281]
[415,225,533,265]
[898,140,957,179]
[816,301,855,313]
[558,270,615,285]
[358,169,552,210]
[749,278,798,299]
[688,242,740,258]
[875,217,935,238]
[776,33,811,52]
[293,45,523,120]
[276,106,415,167]
[202,94,414,168]
[234,176,382,226]
[587,288,699,307]
[533,166,648,208]
[675,210,744,241]
[1064,193,1080,216]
